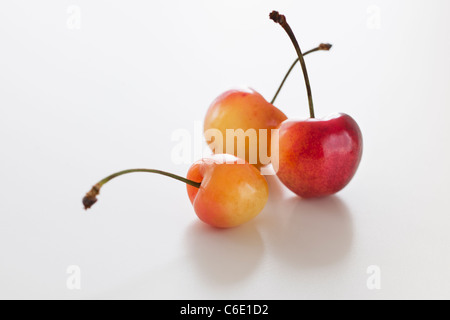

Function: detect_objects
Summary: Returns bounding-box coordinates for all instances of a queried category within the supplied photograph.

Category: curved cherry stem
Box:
[83,169,201,210]
[271,43,332,105]
[270,11,316,118]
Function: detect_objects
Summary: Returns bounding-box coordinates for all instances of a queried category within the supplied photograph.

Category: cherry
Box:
[270,11,363,198]
[83,155,268,228]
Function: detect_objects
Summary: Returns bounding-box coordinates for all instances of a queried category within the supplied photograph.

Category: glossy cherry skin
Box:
[186,155,269,228]
[272,113,363,198]
[204,89,287,169]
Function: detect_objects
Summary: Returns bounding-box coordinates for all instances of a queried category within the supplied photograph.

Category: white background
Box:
[1,0,449,299]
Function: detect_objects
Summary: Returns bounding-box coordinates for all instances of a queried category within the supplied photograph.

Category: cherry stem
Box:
[82,169,201,210]
[270,43,332,105]
[270,11,316,118]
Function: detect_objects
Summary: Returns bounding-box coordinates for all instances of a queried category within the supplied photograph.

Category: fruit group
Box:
[273,114,362,198]
[186,155,269,228]
[82,11,362,232]
[204,89,287,168]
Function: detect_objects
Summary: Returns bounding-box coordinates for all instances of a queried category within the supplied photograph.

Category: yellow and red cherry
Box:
[83,155,268,228]
[204,89,287,169]
[186,154,268,228]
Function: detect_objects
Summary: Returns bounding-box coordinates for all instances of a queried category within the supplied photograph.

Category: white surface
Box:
[1,0,449,300]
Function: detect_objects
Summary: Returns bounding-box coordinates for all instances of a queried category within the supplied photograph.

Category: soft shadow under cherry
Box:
[267,195,353,268]
[184,221,264,285]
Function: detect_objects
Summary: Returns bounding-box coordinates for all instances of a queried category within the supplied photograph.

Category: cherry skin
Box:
[272,114,363,198]
[204,89,287,169]
[186,155,269,228]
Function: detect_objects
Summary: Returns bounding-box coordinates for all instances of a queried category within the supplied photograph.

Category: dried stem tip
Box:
[269,11,285,25]
[83,184,101,210]
[319,43,333,51]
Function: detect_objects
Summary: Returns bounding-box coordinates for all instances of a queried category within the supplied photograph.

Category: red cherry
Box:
[273,114,362,198]
[270,11,363,197]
